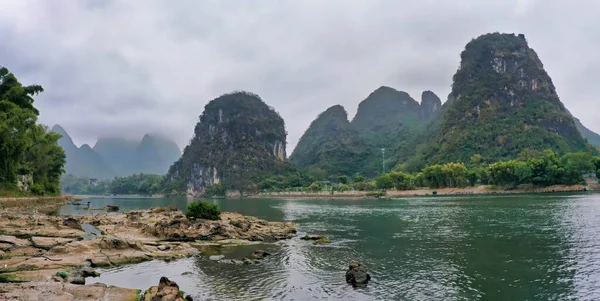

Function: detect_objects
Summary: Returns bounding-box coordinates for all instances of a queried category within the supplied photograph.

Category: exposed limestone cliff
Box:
[164,92,287,196]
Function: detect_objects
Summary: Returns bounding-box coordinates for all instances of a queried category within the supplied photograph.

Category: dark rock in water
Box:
[300,235,326,241]
[63,217,82,230]
[143,276,192,301]
[345,262,371,287]
[106,205,119,212]
[251,250,271,260]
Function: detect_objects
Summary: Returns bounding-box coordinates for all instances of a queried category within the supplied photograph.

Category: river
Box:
[61,193,600,300]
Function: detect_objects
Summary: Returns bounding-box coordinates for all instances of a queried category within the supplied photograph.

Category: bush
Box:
[30,184,44,196]
[308,182,322,192]
[352,181,375,191]
[186,201,221,220]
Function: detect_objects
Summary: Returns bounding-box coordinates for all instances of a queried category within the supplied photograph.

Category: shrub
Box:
[308,182,322,192]
[30,184,45,196]
[186,201,221,220]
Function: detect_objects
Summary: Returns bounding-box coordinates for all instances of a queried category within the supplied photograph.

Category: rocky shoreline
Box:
[0,200,296,300]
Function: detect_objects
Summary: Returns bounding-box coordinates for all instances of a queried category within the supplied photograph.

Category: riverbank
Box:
[0,201,296,299]
[250,183,595,200]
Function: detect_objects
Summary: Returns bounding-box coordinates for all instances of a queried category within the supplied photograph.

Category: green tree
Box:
[375,174,393,189]
[337,175,348,184]
[0,67,64,195]
[353,175,365,183]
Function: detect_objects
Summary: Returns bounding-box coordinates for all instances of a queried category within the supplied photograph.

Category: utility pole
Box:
[382,148,385,174]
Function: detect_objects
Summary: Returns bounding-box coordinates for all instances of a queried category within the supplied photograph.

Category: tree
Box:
[353,175,365,183]
[0,66,64,195]
[337,175,348,184]
[375,174,393,189]
[561,152,594,174]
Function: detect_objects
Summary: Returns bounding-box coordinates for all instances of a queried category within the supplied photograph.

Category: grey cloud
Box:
[0,0,598,152]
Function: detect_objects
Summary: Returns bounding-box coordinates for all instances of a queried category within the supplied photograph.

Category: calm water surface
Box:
[64,193,600,300]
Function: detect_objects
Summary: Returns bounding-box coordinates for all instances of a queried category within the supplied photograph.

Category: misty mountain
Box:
[53,125,181,179]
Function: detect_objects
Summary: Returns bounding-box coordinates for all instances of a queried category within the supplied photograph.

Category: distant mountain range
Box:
[289,33,600,178]
[52,125,181,179]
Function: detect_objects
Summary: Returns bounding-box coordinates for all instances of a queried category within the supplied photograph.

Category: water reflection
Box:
[80,194,600,300]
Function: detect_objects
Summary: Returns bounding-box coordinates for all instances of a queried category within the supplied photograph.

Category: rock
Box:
[251,250,271,260]
[143,276,191,301]
[242,258,254,265]
[0,243,13,251]
[157,244,170,251]
[31,237,73,250]
[218,259,245,265]
[209,255,224,261]
[63,217,82,230]
[230,220,251,231]
[300,235,326,241]
[0,235,31,247]
[106,205,119,212]
[0,281,141,300]
[345,262,371,287]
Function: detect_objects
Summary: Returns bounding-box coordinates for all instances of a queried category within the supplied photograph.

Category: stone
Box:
[251,250,271,260]
[142,276,191,301]
[208,255,224,261]
[106,205,119,212]
[0,235,31,247]
[345,262,371,287]
[63,217,82,230]
[31,237,73,250]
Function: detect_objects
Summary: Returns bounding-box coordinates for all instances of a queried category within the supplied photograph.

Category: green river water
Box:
[61,193,600,300]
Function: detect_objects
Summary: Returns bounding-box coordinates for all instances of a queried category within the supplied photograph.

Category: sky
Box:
[0,0,598,153]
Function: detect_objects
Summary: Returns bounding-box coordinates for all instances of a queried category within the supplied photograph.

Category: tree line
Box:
[260,149,599,193]
[0,67,65,196]
[61,173,164,196]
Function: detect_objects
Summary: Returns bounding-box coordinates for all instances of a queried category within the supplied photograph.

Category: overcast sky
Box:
[0,0,598,153]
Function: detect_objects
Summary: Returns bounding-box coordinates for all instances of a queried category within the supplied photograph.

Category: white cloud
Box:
[0,0,598,152]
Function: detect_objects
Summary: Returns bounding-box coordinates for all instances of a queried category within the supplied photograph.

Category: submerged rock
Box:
[251,249,271,260]
[345,262,371,287]
[106,205,119,212]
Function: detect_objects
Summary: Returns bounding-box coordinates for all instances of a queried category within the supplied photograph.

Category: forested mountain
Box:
[164,91,288,196]
[0,67,65,195]
[415,33,590,165]
[290,87,442,178]
[53,126,181,179]
[289,105,369,178]
[565,109,600,147]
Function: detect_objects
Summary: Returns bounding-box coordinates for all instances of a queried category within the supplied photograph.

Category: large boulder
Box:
[345,262,371,287]
[143,276,192,301]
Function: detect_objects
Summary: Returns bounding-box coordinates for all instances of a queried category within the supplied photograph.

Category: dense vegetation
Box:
[164,91,288,196]
[290,87,442,179]
[0,67,65,196]
[279,149,598,194]
[380,149,596,190]
[288,105,370,178]
[54,125,181,179]
[60,173,164,196]
[186,200,221,220]
[417,33,590,165]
